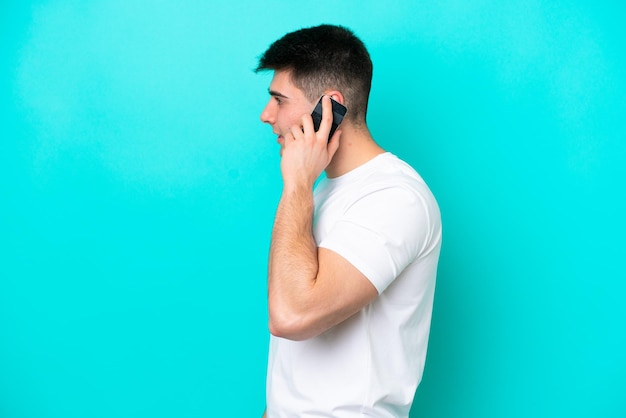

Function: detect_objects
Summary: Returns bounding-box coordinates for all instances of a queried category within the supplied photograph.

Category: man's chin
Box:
[277,136,285,157]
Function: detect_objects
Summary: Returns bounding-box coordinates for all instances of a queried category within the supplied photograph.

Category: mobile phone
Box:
[311,96,347,141]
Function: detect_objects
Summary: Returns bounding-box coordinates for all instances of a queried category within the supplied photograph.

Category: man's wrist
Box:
[282,178,314,195]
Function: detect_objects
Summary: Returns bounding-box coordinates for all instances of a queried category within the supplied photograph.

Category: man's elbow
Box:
[268,308,318,341]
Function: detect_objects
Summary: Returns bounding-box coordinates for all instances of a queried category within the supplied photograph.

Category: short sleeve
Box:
[318,185,435,293]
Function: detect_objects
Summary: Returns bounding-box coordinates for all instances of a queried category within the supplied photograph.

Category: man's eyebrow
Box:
[268,89,289,99]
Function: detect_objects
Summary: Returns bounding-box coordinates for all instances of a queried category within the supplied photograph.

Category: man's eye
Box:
[274,97,283,105]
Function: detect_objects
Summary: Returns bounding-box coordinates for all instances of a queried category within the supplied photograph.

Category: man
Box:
[256,24,442,418]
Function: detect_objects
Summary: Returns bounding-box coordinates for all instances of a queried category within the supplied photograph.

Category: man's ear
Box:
[324,90,345,105]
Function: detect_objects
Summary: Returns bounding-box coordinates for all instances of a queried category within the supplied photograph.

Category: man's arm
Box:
[267,97,378,341]
[268,182,378,340]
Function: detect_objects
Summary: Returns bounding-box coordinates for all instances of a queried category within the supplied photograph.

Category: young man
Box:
[256,25,442,418]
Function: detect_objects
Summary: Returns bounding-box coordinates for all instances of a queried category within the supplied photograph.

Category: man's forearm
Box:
[268,185,319,338]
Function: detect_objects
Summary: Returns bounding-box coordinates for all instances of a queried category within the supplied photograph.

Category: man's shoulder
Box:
[316,153,438,211]
[359,154,433,197]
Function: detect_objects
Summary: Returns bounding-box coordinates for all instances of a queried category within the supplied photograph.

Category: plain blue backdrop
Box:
[2,1,625,417]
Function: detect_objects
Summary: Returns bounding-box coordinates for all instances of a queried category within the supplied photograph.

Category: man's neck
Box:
[325,124,386,178]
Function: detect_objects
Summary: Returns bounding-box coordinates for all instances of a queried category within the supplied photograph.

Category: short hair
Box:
[256,24,373,124]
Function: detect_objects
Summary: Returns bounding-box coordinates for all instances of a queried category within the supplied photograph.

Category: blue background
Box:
[2,1,625,417]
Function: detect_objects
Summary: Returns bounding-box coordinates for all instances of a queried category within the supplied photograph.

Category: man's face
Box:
[260,70,315,154]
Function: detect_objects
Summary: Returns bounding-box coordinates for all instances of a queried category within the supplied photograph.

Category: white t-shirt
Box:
[266,153,442,418]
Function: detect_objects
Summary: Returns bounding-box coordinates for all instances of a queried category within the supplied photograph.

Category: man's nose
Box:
[260,101,275,125]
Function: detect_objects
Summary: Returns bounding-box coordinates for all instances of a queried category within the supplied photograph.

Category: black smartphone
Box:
[311,96,347,141]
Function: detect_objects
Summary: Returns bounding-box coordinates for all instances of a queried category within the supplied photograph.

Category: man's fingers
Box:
[319,95,334,139]
[328,129,342,158]
[288,125,303,143]
[301,114,314,137]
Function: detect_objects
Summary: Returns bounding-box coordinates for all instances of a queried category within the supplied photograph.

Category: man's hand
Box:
[280,95,341,190]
